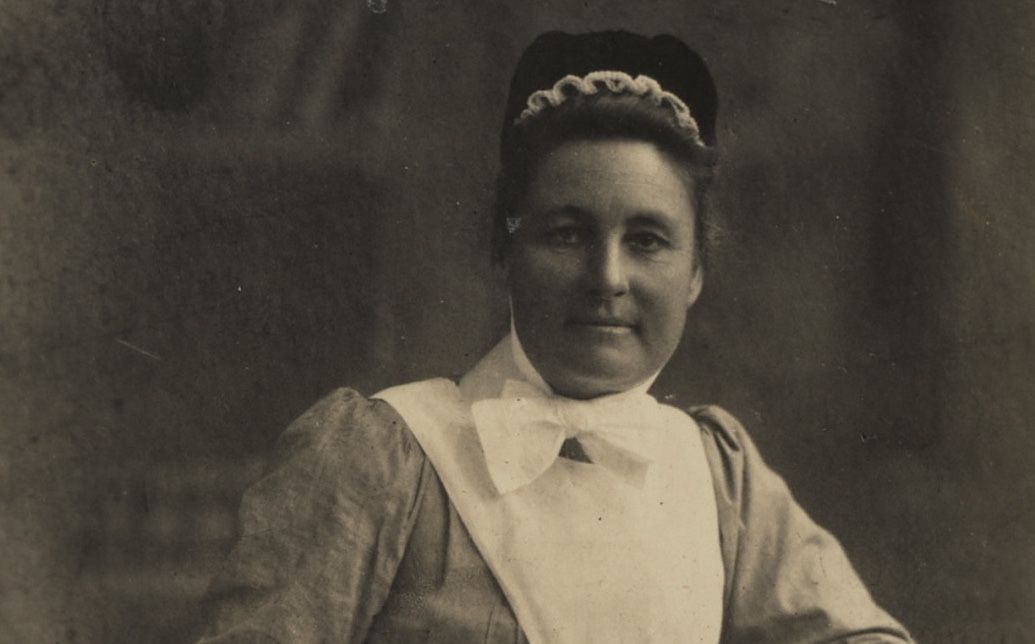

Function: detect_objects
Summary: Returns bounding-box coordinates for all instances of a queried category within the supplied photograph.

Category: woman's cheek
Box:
[523,248,577,286]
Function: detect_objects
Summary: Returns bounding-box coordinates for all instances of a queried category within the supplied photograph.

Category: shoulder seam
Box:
[689,404,745,453]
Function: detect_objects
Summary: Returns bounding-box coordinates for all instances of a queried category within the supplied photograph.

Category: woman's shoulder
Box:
[280,387,408,440]
[687,404,750,453]
[683,404,746,502]
[267,387,428,495]
[199,388,437,643]
[684,404,775,513]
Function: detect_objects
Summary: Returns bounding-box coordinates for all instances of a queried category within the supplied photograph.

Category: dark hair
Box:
[491,91,720,266]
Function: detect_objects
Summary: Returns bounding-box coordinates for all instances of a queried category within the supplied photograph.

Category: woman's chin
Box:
[542,356,647,399]
[522,332,658,398]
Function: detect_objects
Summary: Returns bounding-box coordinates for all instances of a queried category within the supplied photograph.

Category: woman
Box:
[197,31,913,643]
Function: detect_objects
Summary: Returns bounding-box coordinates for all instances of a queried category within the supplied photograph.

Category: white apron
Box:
[375,336,724,644]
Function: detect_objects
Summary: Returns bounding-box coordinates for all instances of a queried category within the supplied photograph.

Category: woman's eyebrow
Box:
[627,211,678,231]
[538,204,594,220]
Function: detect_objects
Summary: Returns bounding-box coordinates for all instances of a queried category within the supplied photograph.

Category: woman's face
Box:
[506,138,702,399]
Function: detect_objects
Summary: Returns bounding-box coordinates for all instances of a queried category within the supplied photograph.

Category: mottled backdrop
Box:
[1,1,1033,642]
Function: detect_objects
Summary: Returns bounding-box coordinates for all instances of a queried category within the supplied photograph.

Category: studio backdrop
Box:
[1,1,1033,642]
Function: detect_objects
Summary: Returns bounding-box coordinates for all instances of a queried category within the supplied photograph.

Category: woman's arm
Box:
[694,406,915,644]
[196,389,431,644]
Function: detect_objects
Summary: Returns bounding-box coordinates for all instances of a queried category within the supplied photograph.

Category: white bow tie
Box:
[471,379,661,494]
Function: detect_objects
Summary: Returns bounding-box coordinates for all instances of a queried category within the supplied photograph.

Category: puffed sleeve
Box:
[692,406,914,644]
[196,388,433,644]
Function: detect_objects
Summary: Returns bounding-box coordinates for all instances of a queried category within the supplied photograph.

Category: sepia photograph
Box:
[1,1,1032,642]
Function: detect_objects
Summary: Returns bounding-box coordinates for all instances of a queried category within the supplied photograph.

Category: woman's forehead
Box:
[536,138,691,181]
[526,140,696,219]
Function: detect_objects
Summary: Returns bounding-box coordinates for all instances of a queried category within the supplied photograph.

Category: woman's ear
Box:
[498,245,512,283]
[495,253,514,297]
[686,264,704,309]
[498,217,522,288]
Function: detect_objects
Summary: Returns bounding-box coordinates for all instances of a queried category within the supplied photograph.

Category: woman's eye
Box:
[627,232,668,252]
[544,226,584,247]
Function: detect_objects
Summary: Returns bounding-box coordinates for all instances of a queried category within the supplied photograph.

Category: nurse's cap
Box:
[499,30,719,158]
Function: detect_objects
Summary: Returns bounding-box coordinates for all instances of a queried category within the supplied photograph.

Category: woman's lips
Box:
[567,317,637,335]
[583,324,634,335]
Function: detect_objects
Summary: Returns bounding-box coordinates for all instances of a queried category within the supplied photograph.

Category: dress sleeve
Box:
[195,388,432,644]
[693,406,915,644]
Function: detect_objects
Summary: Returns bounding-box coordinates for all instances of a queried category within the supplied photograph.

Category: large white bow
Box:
[470,379,661,494]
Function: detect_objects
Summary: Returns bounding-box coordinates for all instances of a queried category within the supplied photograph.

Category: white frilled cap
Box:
[514,70,707,148]
[499,30,719,165]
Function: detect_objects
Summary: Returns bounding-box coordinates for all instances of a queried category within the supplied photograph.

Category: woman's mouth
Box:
[585,325,634,335]
[567,317,637,335]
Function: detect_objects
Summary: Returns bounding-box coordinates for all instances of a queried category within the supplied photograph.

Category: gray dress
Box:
[196,388,913,643]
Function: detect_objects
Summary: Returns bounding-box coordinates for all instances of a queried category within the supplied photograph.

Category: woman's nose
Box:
[584,239,629,297]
